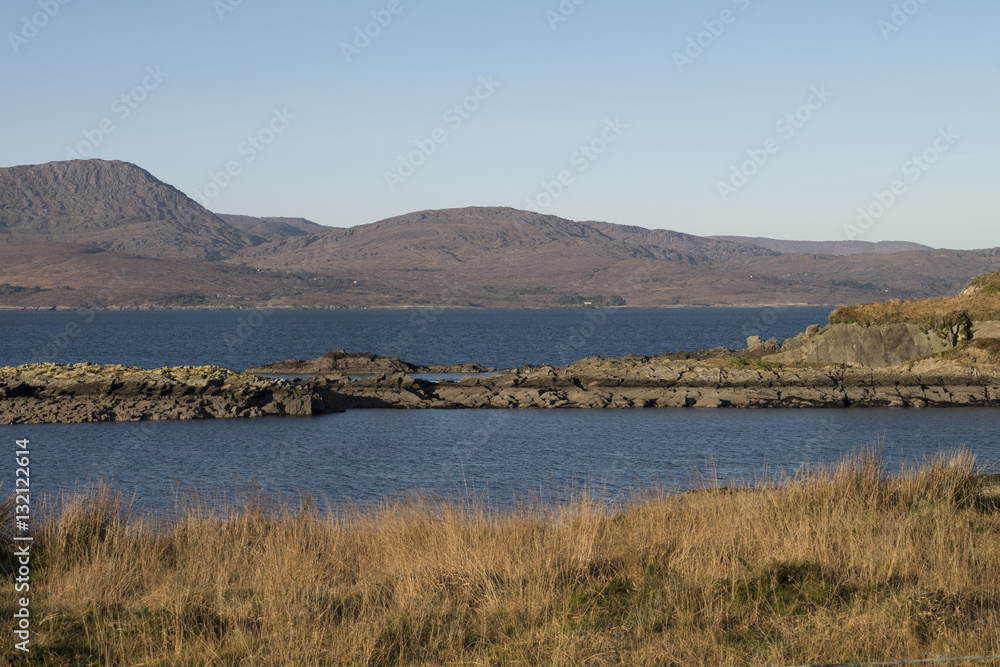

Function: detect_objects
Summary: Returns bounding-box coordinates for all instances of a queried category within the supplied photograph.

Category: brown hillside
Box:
[1,160,999,308]
[234,207,790,305]
[233,207,1000,307]
[0,241,355,309]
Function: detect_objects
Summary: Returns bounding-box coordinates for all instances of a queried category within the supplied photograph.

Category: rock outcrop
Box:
[0,363,346,424]
[961,269,1000,296]
[762,322,955,367]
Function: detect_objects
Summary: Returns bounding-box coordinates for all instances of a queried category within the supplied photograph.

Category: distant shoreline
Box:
[0,302,834,312]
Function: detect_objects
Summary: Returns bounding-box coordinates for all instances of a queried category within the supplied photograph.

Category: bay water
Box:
[2,307,998,511]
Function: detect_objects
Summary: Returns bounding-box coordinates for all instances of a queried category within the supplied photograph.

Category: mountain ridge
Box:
[710,236,934,256]
[1,159,998,309]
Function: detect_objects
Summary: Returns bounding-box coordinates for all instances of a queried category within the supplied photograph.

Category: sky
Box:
[3,0,998,249]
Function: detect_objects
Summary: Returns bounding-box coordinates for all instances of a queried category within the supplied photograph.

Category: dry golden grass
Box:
[829,294,1000,328]
[3,451,1000,666]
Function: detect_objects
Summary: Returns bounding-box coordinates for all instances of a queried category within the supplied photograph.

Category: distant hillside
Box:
[238,206,778,271]
[0,160,254,259]
[234,207,1000,307]
[2,161,1000,309]
[218,214,330,242]
[710,236,932,256]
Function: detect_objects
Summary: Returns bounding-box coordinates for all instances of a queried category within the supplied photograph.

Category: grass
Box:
[3,451,1000,666]
[964,269,1000,296]
[939,338,1000,366]
[829,294,1000,329]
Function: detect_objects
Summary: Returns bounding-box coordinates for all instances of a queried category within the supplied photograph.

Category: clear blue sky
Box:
[4,0,997,248]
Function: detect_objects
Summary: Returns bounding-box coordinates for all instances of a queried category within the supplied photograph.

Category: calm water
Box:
[2,308,999,511]
[0,306,832,370]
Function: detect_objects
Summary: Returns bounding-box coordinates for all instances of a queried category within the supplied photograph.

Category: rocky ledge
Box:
[5,339,1000,424]
[323,351,1000,410]
[0,363,346,424]
[245,349,495,376]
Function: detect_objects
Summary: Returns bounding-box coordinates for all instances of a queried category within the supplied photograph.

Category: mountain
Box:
[0,160,255,259]
[237,206,778,278]
[233,207,1000,307]
[2,160,999,309]
[233,207,791,305]
[709,236,933,255]
[218,214,331,242]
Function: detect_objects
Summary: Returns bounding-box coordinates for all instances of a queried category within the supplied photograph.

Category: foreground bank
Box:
[2,451,998,665]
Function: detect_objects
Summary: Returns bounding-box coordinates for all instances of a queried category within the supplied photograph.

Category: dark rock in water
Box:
[245,349,495,376]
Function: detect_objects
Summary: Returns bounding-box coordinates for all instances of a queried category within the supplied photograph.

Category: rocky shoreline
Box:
[4,348,1000,424]
[6,272,1000,423]
[0,363,346,425]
